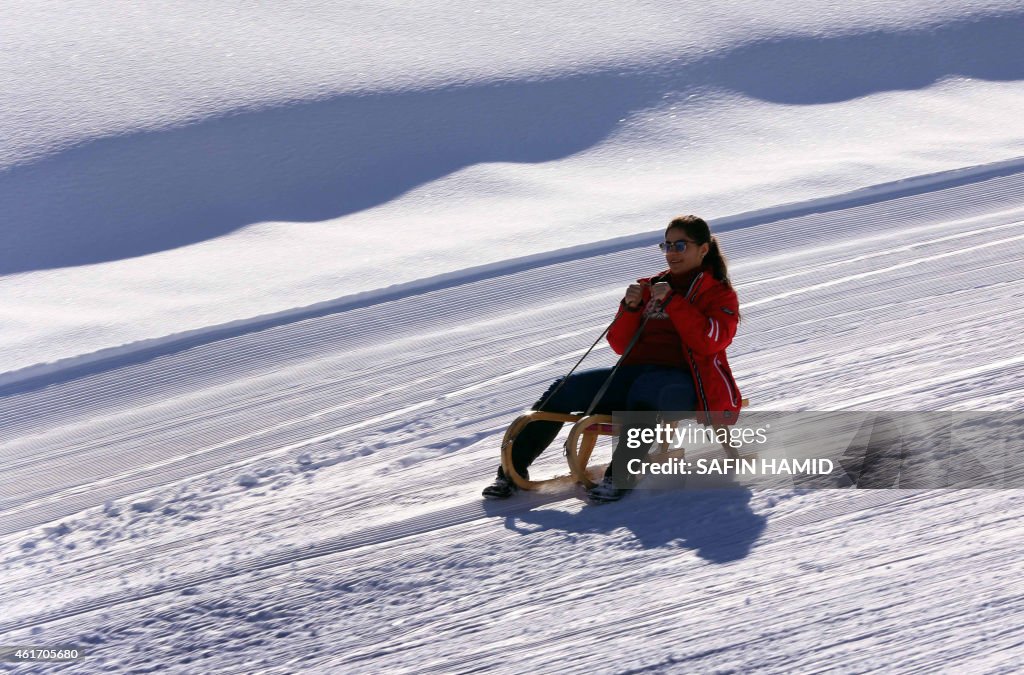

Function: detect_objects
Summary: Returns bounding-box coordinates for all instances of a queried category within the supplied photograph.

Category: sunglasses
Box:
[658,239,698,253]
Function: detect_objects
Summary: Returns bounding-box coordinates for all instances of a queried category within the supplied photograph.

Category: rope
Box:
[581,312,651,417]
[532,323,612,413]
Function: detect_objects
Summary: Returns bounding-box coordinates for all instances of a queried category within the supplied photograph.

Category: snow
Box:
[4,4,1024,377]
[2,1,1023,672]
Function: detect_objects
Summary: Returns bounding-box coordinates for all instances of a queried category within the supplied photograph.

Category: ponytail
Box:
[705,236,734,290]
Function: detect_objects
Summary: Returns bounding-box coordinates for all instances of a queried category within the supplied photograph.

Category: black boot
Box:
[587,475,629,502]
[482,466,527,499]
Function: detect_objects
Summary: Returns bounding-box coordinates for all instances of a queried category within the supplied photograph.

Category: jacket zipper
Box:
[683,273,710,421]
[687,347,710,416]
[714,355,740,407]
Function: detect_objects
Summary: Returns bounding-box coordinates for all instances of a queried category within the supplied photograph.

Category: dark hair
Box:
[666,215,735,291]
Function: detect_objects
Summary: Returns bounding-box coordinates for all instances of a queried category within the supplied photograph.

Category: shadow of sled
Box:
[486,474,767,563]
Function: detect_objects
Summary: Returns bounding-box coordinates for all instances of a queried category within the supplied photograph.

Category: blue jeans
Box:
[505,365,697,480]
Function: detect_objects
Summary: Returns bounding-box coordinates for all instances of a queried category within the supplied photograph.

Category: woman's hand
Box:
[623,283,644,309]
[651,282,671,305]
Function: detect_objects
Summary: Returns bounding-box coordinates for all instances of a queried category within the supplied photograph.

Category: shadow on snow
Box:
[487,478,768,564]
[2,12,1022,274]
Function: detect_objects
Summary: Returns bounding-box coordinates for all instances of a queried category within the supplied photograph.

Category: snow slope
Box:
[2,164,1023,672]
[2,1,1024,672]
[2,2,1024,376]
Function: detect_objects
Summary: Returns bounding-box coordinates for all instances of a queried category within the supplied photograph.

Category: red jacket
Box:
[607,267,742,425]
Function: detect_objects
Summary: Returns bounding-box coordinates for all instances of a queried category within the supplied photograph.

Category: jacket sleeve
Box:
[607,301,645,354]
[664,287,739,355]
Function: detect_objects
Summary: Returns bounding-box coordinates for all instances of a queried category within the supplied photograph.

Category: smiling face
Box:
[663,226,709,276]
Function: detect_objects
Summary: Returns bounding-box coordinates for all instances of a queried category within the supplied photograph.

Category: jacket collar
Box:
[651,266,710,297]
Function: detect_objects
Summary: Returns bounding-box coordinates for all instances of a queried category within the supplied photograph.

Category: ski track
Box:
[1,167,1023,673]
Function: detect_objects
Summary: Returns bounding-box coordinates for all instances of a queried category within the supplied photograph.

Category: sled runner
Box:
[500,399,750,491]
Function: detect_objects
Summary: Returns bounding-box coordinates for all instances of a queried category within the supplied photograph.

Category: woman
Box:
[483,215,742,502]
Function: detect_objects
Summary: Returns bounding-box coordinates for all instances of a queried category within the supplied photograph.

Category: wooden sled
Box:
[500,400,750,491]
